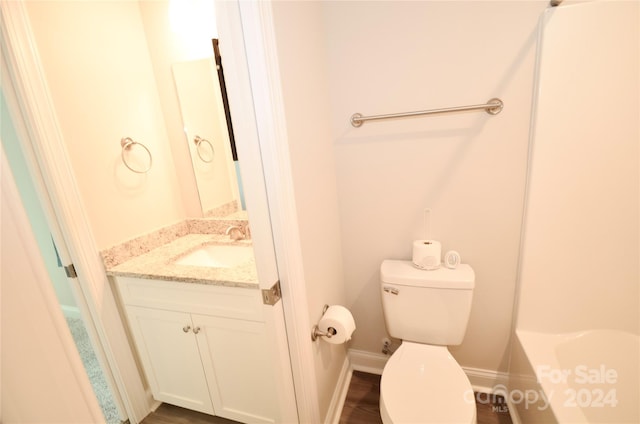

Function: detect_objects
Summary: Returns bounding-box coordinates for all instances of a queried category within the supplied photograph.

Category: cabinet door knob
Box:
[193,326,201,334]
[182,325,191,333]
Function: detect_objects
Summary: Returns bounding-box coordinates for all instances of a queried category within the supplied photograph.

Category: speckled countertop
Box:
[105,234,259,289]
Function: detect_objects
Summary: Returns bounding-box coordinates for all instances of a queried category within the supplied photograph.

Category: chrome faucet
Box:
[226,225,245,241]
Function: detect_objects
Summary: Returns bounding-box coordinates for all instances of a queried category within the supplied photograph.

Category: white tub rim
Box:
[515,328,639,424]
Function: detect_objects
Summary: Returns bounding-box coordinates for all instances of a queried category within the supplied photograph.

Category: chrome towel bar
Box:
[350,98,504,127]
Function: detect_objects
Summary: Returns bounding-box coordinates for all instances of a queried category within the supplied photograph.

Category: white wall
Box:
[324,1,547,373]
[270,2,348,420]
[516,0,639,334]
[25,1,186,250]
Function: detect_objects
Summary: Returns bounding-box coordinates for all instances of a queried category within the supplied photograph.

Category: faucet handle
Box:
[225,225,245,240]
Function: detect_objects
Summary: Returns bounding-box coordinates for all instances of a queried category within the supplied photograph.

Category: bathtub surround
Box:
[509,2,639,423]
[514,0,639,336]
[511,330,639,424]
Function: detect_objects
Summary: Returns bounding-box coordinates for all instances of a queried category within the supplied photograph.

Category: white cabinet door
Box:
[194,314,278,423]
[125,306,214,415]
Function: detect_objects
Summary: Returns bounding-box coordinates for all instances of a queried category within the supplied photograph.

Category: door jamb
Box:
[1,2,152,421]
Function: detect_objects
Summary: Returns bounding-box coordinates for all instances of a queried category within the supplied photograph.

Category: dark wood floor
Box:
[140,371,513,424]
[140,403,239,424]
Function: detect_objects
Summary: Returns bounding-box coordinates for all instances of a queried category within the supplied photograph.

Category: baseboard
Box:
[347,348,509,393]
[463,366,510,393]
[326,354,352,424]
[348,349,387,375]
[61,305,81,319]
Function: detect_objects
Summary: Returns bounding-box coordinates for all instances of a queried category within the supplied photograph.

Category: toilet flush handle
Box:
[383,286,399,295]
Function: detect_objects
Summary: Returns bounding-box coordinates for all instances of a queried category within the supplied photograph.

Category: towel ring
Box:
[120,137,152,173]
[194,135,214,163]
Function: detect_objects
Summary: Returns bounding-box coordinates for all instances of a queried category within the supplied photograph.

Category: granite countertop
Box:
[105,234,259,289]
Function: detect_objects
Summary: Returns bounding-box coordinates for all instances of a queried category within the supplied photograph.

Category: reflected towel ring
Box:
[120,137,152,173]
[194,135,214,163]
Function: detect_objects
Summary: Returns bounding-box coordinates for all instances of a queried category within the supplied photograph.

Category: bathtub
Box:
[508,329,639,424]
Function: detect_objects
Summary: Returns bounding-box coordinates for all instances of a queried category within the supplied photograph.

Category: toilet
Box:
[379,259,476,424]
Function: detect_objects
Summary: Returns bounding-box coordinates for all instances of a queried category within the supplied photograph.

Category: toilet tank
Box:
[380,260,475,346]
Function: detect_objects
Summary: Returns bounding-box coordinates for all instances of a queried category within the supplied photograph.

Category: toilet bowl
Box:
[379,260,476,423]
[380,342,476,424]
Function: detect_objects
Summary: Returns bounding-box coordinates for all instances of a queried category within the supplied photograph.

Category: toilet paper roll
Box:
[412,239,442,270]
[317,305,356,344]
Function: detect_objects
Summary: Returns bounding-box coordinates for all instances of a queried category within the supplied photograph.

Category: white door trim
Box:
[234,1,321,422]
[0,2,151,422]
[211,1,306,421]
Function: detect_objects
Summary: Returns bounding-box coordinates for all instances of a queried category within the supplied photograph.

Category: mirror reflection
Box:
[172,50,245,217]
[136,0,245,219]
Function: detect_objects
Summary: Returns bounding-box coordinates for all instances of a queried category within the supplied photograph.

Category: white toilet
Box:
[379,259,476,424]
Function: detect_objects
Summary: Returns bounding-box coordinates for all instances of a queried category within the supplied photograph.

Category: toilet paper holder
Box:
[311,304,337,341]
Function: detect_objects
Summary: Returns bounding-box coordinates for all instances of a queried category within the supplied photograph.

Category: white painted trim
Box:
[0,2,151,422]
[213,1,305,421]
[348,349,387,376]
[236,2,320,422]
[464,366,510,393]
[326,356,352,424]
[348,348,509,393]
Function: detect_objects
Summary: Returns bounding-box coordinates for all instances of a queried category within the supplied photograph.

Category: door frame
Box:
[1,2,152,421]
[1,0,320,422]
[229,2,321,422]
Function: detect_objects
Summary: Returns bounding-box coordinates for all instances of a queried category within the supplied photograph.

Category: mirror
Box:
[137,0,245,219]
[173,50,244,217]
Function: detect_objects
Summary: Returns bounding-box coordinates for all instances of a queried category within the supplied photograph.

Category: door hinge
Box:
[262,280,281,305]
[64,263,77,279]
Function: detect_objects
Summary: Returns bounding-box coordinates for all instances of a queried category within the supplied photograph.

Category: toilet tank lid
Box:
[381,260,475,289]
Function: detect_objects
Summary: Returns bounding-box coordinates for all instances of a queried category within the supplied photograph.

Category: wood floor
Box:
[140,371,513,424]
[140,404,239,424]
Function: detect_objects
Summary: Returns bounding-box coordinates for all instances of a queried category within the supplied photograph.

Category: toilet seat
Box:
[380,342,476,424]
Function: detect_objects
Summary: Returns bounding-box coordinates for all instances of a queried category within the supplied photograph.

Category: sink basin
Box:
[174,244,254,268]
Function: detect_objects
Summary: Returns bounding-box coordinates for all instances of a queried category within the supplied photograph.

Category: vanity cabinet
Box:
[116,276,278,423]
